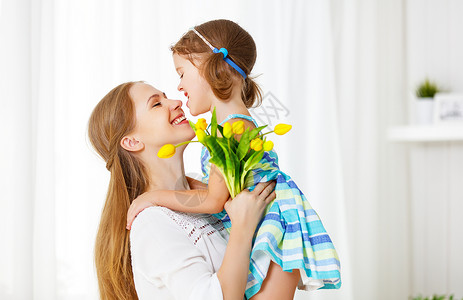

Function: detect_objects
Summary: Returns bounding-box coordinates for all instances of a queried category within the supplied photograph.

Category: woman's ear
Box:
[120,136,144,152]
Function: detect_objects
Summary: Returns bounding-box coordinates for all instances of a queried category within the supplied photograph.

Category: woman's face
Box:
[173,53,214,116]
[129,83,194,150]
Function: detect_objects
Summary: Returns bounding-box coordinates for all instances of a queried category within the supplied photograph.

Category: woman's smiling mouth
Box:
[171,114,188,125]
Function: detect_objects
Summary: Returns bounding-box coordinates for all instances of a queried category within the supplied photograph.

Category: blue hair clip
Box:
[214,47,228,58]
[213,47,247,79]
[191,28,247,79]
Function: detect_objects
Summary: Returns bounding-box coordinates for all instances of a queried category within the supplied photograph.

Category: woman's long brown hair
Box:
[88,82,149,299]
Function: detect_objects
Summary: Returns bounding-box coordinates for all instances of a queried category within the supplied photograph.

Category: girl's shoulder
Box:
[220,113,259,129]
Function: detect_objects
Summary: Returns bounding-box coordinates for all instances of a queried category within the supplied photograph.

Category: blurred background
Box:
[1,0,462,299]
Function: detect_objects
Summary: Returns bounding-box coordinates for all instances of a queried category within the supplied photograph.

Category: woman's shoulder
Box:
[132,206,192,231]
[132,206,226,245]
[132,206,172,223]
[130,207,178,237]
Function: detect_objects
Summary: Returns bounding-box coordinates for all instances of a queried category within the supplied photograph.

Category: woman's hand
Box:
[126,191,158,230]
[224,181,276,232]
[217,181,276,299]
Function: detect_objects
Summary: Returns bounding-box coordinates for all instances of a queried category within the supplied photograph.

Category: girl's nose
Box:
[177,83,182,91]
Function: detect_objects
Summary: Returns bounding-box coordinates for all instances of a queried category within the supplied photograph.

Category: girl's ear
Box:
[120,136,144,152]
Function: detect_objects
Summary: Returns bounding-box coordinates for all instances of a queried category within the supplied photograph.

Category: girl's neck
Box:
[211,93,251,124]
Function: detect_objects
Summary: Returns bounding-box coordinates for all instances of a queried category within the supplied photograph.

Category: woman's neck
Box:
[141,148,190,191]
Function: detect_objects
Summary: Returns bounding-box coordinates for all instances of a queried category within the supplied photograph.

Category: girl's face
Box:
[129,83,194,150]
[173,53,214,116]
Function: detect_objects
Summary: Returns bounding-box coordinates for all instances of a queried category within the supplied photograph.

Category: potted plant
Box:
[414,79,440,124]
[410,294,461,300]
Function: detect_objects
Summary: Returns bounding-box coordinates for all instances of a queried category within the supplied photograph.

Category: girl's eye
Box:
[152,102,161,108]
[179,74,184,79]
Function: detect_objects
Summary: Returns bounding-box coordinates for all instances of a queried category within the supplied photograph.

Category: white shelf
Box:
[388,124,463,142]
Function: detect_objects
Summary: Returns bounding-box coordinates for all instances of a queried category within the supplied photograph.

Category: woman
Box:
[87,81,276,300]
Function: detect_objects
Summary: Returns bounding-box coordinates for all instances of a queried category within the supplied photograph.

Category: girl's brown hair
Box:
[88,82,149,300]
[171,19,262,108]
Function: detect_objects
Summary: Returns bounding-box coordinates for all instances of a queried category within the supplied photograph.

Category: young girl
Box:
[127,19,341,299]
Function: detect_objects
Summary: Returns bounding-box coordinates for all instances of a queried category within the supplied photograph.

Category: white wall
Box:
[406,0,463,297]
[407,0,463,93]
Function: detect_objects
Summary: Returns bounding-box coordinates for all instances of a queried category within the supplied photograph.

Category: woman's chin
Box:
[176,129,196,144]
[164,124,195,145]
[185,127,195,138]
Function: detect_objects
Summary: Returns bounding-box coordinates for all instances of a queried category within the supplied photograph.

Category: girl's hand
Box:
[224,181,276,232]
[126,191,158,230]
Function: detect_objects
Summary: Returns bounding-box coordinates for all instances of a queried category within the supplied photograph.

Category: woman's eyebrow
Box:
[146,94,160,107]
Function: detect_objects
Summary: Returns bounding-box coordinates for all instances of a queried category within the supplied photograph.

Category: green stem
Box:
[259,131,274,137]
[174,140,199,148]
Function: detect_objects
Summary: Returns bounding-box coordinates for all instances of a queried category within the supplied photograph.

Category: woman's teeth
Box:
[172,115,186,125]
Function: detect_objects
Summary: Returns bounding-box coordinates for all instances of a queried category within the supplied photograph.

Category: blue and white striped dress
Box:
[201,114,341,299]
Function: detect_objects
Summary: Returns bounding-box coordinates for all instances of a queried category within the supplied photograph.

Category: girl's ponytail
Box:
[202,51,235,101]
[242,76,263,108]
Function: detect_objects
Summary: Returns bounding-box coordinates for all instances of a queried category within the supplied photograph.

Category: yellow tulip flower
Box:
[195,129,206,143]
[223,122,233,138]
[232,120,245,135]
[250,138,263,151]
[274,124,292,135]
[196,118,208,131]
[157,144,176,158]
[263,140,274,151]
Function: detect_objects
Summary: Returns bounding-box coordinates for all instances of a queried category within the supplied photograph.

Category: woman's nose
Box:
[177,83,182,91]
[169,99,182,111]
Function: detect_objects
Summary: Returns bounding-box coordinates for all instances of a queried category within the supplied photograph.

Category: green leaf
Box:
[217,124,224,137]
[229,134,239,152]
[249,125,268,139]
[229,139,241,194]
[416,78,440,98]
[240,149,264,188]
[205,137,226,169]
[211,107,218,138]
[216,138,239,197]
[236,128,251,161]
[244,150,265,172]
[236,125,267,161]
[243,150,253,162]
[189,120,196,131]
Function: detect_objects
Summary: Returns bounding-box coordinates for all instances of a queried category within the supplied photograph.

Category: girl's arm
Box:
[158,167,229,213]
[147,170,229,213]
[186,176,208,190]
[126,166,229,229]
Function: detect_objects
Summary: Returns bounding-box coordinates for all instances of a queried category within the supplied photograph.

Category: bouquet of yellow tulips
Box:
[158,108,292,198]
